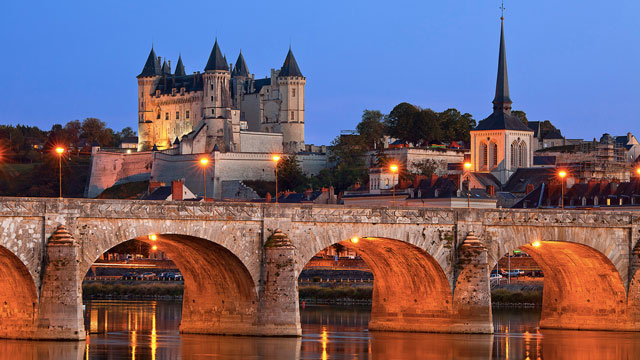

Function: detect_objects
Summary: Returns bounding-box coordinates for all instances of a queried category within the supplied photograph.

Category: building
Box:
[136,41,305,154]
[469,18,534,184]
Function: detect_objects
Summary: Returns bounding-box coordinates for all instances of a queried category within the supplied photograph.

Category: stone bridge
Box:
[1,197,640,340]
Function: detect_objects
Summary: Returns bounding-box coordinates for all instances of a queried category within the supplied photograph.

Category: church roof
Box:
[232,51,250,77]
[279,48,303,77]
[174,55,186,76]
[493,21,511,105]
[204,39,229,72]
[138,47,161,78]
[475,111,532,132]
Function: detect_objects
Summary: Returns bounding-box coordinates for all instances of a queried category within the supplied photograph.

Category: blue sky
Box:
[0,1,638,145]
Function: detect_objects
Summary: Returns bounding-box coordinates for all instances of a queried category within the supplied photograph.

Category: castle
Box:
[137,40,306,154]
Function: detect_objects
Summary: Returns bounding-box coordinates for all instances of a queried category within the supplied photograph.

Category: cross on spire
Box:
[500,0,505,20]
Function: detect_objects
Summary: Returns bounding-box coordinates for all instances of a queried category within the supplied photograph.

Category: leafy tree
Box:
[539,120,561,139]
[437,108,476,143]
[81,118,113,147]
[356,110,385,150]
[384,102,420,144]
[64,120,82,153]
[276,155,308,193]
[512,110,528,125]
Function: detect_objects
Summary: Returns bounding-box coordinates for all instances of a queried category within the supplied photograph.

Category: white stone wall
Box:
[239,132,283,153]
[86,151,153,198]
[212,152,278,199]
[299,154,329,176]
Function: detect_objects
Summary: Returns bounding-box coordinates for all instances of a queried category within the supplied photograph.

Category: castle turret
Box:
[137,47,163,151]
[174,55,186,76]
[277,47,305,153]
[203,39,232,151]
[231,51,251,109]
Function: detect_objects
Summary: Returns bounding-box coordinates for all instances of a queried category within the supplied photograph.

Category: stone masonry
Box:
[0,197,639,339]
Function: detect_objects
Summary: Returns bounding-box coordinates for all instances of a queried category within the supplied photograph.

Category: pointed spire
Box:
[161,60,171,75]
[138,47,161,78]
[279,47,303,77]
[492,19,512,114]
[204,39,229,72]
[174,55,186,76]
[232,51,250,77]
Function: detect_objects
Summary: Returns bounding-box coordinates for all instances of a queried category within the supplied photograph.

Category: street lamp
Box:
[350,237,359,244]
[464,162,472,208]
[272,155,281,204]
[390,164,399,207]
[55,147,65,198]
[558,170,567,209]
[199,157,209,200]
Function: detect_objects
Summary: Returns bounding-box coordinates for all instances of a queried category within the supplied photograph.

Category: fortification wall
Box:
[86,151,153,198]
[239,131,283,153]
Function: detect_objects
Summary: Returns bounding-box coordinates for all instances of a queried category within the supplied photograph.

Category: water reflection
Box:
[1,301,640,359]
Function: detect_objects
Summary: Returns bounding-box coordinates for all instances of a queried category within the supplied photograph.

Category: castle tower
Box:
[277,47,306,153]
[203,39,232,151]
[470,18,533,184]
[231,51,251,109]
[137,47,162,151]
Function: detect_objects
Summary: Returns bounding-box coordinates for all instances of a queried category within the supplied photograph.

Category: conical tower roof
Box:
[279,47,303,77]
[137,47,161,78]
[204,39,229,72]
[161,60,171,75]
[492,20,511,108]
[232,51,250,77]
[174,55,186,76]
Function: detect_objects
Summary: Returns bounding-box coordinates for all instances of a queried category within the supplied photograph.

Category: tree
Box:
[384,102,420,144]
[437,108,476,143]
[411,159,446,177]
[81,118,113,147]
[356,110,385,150]
[64,120,82,153]
[277,155,308,193]
[512,110,528,125]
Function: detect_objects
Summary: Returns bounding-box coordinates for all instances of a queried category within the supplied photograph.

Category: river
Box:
[0,300,639,359]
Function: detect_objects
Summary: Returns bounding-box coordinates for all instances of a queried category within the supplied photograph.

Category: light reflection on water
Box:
[0,301,639,359]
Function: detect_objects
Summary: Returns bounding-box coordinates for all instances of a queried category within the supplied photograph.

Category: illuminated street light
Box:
[152,245,158,251]
[464,162,472,208]
[558,170,567,209]
[55,147,65,198]
[532,241,541,248]
[636,167,640,176]
[199,157,210,200]
[148,234,157,241]
[272,155,281,204]
[390,164,399,207]
[350,237,359,244]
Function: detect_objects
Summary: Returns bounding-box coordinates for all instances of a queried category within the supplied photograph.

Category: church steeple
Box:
[492,19,512,115]
[174,55,186,76]
[204,39,229,72]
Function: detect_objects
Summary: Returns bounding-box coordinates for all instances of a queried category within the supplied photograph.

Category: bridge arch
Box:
[299,236,455,332]
[487,226,631,331]
[0,245,38,338]
[78,219,262,335]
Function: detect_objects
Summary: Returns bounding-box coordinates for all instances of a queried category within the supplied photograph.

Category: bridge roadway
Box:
[0,197,639,339]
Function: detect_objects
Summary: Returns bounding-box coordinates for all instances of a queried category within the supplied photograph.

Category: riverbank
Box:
[83,281,183,299]
[491,284,543,306]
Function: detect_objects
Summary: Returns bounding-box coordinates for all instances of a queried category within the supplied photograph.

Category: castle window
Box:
[211,84,214,91]
[292,88,296,97]
[291,111,295,120]
[212,109,215,115]
[176,112,180,120]
[156,112,161,120]
[211,96,213,102]
[165,112,169,120]
[186,111,190,119]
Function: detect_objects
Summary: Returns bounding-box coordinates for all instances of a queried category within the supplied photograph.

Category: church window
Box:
[510,141,518,168]
[291,111,295,120]
[480,142,488,169]
[165,112,169,120]
[292,88,296,97]
[176,112,180,120]
[186,111,190,119]
[490,142,498,169]
[519,143,527,167]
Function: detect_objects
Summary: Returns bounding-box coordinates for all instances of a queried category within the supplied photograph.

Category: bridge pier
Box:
[35,225,85,340]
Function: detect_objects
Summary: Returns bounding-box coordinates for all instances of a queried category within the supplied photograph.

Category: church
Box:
[469,18,534,184]
[136,40,306,154]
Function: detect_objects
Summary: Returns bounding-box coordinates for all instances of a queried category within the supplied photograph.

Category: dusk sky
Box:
[1,1,638,146]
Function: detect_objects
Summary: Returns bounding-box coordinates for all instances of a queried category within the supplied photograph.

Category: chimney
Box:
[171,180,183,201]
[149,181,165,194]
[193,72,197,87]
[526,183,535,194]
[305,188,313,199]
[265,192,272,203]
[587,179,599,193]
[486,185,495,196]
[168,60,171,73]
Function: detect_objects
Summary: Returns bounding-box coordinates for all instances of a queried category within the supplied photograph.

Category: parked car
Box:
[122,272,138,280]
[174,272,183,281]
[138,272,157,280]
[504,269,523,277]
[490,273,503,280]
[159,272,175,280]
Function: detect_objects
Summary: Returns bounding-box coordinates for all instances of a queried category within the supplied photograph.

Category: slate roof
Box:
[161,60,171,75]
[154,73,204,95]
[503,167,557,193]
[544,130,563,140]
[475,111,532,132]
[232,51,250,77]
[279,48,303,77]
[204,40,229,72]
[533,155,556,166]
[121,136,138,144]
[471,172,502,190]
[142,186,172,200]
[493,20,511,106]
[138,47,161,78]
[252,78,271,93]
[527,121,541,137]
[174,56,186,76]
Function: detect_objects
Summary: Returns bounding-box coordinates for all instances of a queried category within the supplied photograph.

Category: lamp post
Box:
[464,162,472,208]
[55,147,65,198]
[390,164,399,207]
[558,170,567,209]
[272,155,281,204]
[199,157,209,200]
